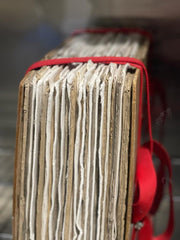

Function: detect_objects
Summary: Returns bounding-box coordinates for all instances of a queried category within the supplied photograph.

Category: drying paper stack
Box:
[13,31,149,240]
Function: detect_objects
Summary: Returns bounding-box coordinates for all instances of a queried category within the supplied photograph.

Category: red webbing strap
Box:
[132,147,157,224]
[26,56,153,154]
[144,141,174,240]
[132,140,174,240]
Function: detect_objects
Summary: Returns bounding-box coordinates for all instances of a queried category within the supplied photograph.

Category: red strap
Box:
[132,141,174,240]
[145,141,174,240]
[132,147,157,224]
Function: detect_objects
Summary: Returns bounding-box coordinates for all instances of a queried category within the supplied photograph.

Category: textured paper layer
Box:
[14,31,149,240]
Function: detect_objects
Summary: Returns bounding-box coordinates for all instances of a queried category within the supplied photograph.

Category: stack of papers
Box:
[13,31,149,240]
